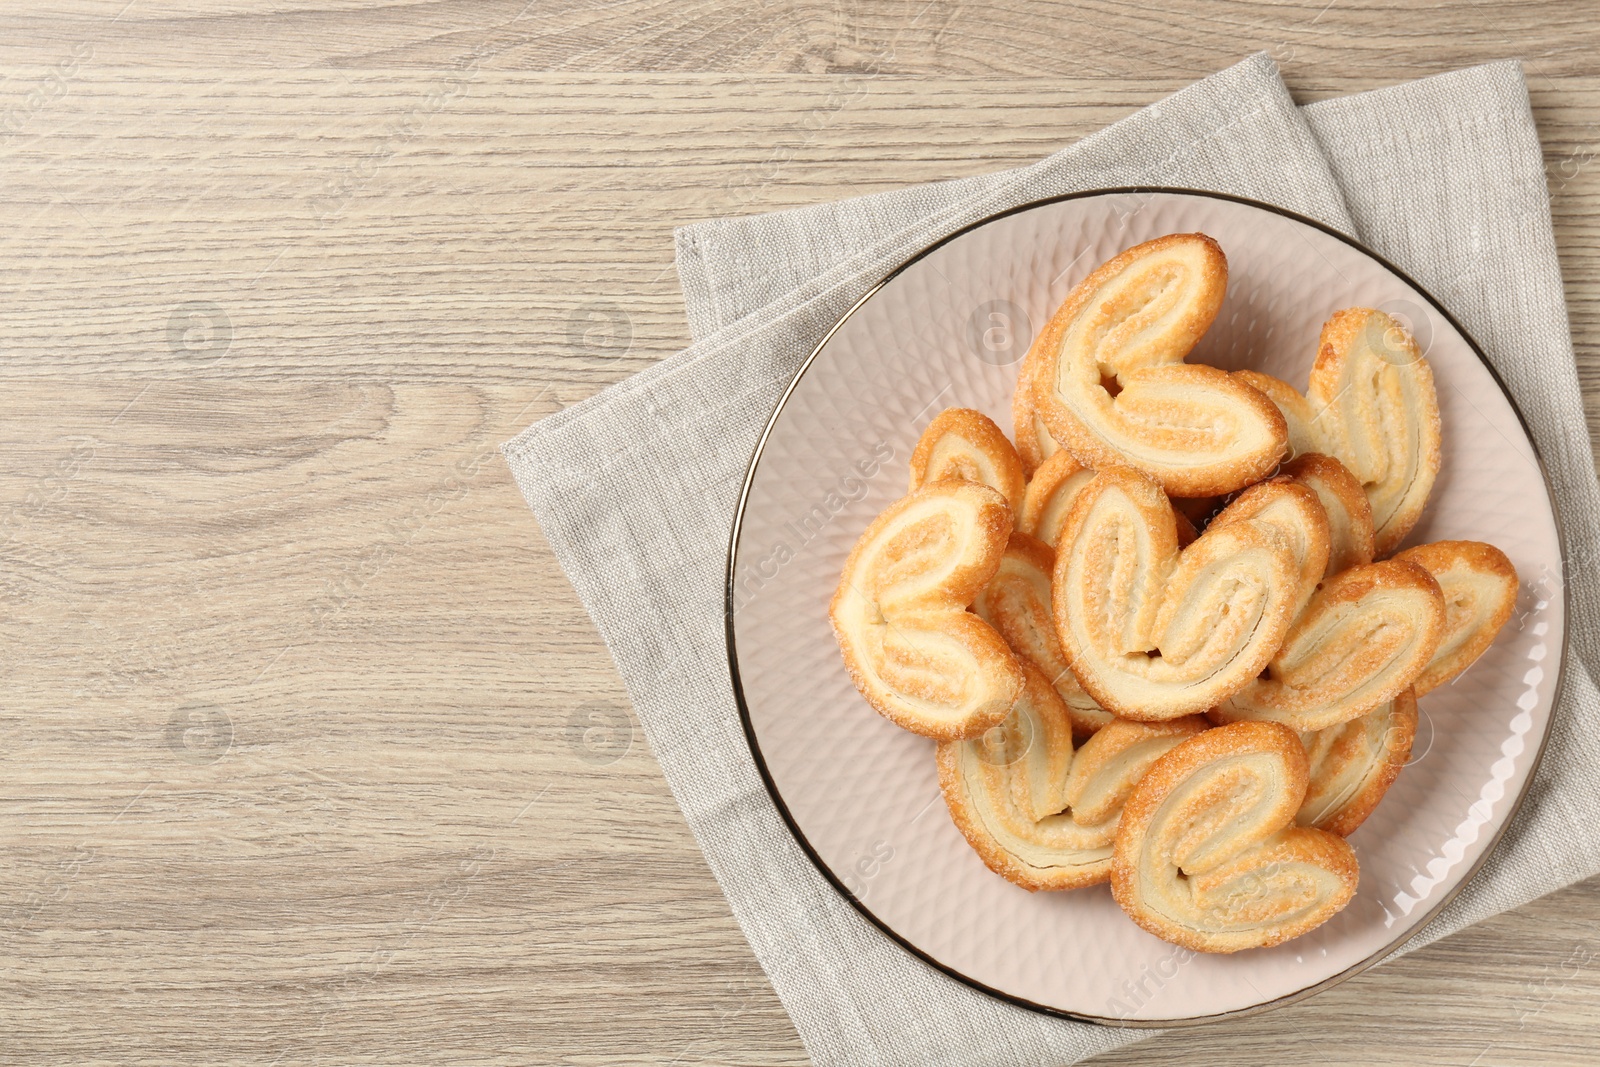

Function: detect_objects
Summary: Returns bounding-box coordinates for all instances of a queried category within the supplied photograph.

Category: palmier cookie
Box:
[1210,559,1444,732]
[1235,308,1442,555]
[909,407,1026,512]
[1111,721,1360,953]
[1393,541,1519,696]
[1052,467,1302,721]
[830,481,1023,740]
[972,532,1112,736]
[939,666,1206,891]
[1297,690,1417,837]
[1022,233,1288,497]
[1021,450,1197,549]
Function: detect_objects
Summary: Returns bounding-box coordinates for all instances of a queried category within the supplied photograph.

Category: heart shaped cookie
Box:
[1051,466,1305,721]
[1236,308,1441,556]
[1022,233,1288,497]
[1111,720,1360,953]
[938,665,1206,890]
[830,480,1023,740]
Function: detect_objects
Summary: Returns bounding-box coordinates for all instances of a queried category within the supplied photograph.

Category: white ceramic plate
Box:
[726,189,1566,1025]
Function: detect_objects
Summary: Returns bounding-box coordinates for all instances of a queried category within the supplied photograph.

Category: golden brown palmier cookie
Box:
[1111,721,1360,953]
[909,407,1027,512]
[1394,540,1519,696]
[938,666,1206,891]
[1012,381,1062,476]
[1210,560,1444,732]
[1236,308,1442,555]
[972,533,1112,736]
[1023,234,1288,497]
[1297,690,1417,837]
[1281,453,1375,578]
[1051,467,1302,721]
[830,481,1023,740]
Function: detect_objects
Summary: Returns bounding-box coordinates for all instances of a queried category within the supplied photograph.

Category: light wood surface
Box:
[1,3,1598,1064]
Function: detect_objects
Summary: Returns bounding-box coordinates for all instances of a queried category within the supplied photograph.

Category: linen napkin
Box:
[504,54,1600,1066]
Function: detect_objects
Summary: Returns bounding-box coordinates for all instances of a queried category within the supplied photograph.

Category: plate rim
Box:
[723,185,1572,1028]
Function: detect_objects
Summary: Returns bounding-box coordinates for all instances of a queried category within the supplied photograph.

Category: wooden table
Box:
[2,3,1597,1063]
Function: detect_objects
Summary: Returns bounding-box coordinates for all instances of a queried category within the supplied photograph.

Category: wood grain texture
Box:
[1,3,1598,1065]
[2,0,1599,78]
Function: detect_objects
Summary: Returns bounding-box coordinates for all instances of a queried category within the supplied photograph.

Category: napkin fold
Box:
[505,53,1600,1066]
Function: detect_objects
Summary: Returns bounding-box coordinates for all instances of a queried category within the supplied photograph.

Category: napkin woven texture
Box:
[504,53,1600,1067]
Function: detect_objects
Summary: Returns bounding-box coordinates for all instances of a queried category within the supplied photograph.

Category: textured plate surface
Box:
[727,190,1565,1024]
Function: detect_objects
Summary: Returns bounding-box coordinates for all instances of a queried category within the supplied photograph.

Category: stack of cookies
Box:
[830,234,1519,954]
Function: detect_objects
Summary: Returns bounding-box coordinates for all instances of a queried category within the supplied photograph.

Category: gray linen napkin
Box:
[505,54,1600,1066]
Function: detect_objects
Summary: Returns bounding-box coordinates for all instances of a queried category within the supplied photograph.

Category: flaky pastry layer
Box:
[1012,377,1063,476]
[1281,453,1375,578]
[1211,560,1444,731]
[1019,450,1095,548]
